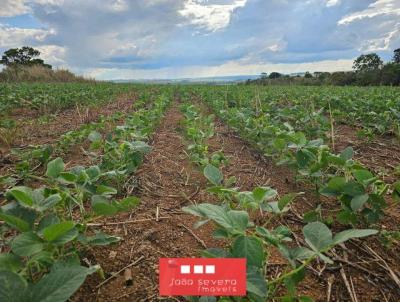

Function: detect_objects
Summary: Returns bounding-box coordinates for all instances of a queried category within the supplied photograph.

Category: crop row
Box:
[2,89,161,189]
[0,82,145,114]
[178,99,378,301]
[0,88,173,302]
[196,86,400,226]
[229,85,400,139]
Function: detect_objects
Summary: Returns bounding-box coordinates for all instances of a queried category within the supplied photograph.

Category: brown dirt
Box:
[0,93,138,187]
[335,124,400,184]
[72,103,221,301]
[73,99,294,301]
[73,97,400,301]
[13,92,138,148]
[213,119,400,301]
[3,91,399,301]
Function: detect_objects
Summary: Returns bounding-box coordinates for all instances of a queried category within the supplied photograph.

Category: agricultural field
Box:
[0,83,400,302]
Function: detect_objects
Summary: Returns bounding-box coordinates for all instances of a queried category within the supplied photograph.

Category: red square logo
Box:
[159,258,247,296]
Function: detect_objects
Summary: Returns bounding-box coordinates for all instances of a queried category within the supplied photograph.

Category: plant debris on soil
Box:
[71,97,400,302]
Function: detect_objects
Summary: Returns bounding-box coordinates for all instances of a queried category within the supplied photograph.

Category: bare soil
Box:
[74,97,400,301]
[2,92,399,301]
[0,93,138,188]
[73,103,221,301]
[335,124,400,184]
[11,92,138,149]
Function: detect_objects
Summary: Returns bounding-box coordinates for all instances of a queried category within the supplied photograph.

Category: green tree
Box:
[394,48,400,64]
[304,71,313,78]
[329,71,356,86]
[269,72,282,79]
[314,72,330,81]
[353,53,383,72]
[381,63,400,85]
[0,46,52,69]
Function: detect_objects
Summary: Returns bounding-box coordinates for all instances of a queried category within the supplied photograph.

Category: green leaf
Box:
[79,231,120,246]
[7,186,34,207]
[30,251,54,267]
[252,187,277,203]
[11,232,44,257]
[299,296,315,302]
[37,194,62,211]
[353,169,374,183]
[114,196,140,212]
[0,212,30,232]
[86,166,101,180]
[29,263,98,302]
[193,219,210,229]
[58,172,77,184]
[46,158,65,179]
[303,222,333,251]
[203,164,223,186]
[343,181,365,197]
[43,221,75,242]
[91,195,118,216]
[0,254,23,273]
[283,267,306,296]
[38,214,60,234]
[212,228,229,239]
[340,147,353,161]
[327,177,346,191]
[333,229,378,245]
[278,193,297,211]
[256,226,282,247]
[127,141,151,153]
[246,266,267,298]
[296,149,315,168]
[351,194,369,211]
[0,271,27,302]
[183,203,249,234]
[291,247,315,261]
[337,209,358,225]
[303,208,320,223]
[200,248,231,258]
[263,202,290,214]
[392,181,400,202]
[96,185,118,196]
[88,131,102,142]
[199,297,217,302]
[232,235,265,268]
[227,210,249,233]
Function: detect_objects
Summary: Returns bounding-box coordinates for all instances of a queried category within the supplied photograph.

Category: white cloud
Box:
[338,0,400,25]
[326,0,340,7]
[360,22,400,52]
[179,0,247,32]
[0,25,53,48]
[0,0,30,17]
[36,45,67,66]
[33,0,64,5]
[84,58,354,80]
[106,0,129,12]
[338,0,400,52]
[2,0,398,79]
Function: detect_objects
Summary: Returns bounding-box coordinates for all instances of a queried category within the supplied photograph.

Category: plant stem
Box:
[328,100,335,152]
[269,255,316,286]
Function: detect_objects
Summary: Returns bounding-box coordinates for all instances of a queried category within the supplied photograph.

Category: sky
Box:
[0,0,399,80]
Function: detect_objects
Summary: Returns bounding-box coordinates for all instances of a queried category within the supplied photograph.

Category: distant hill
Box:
[113,74,260,84]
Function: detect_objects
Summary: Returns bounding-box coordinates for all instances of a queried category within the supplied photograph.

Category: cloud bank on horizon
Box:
[0,0,399,80]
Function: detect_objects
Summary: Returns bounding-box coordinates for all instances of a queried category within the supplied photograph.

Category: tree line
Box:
[248,49,400,86]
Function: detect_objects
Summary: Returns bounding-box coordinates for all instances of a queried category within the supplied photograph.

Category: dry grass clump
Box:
[0,65,94,83]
